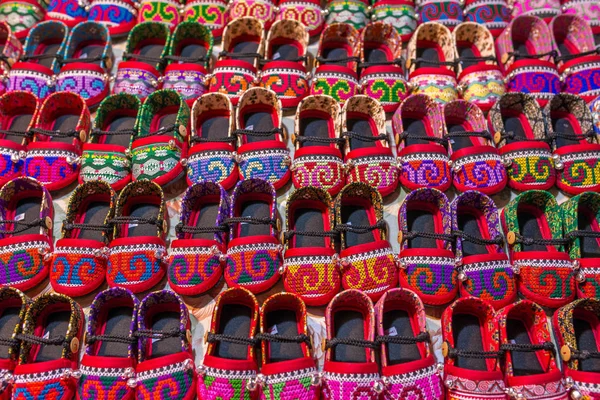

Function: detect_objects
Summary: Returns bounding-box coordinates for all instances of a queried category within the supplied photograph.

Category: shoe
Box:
[56,21,114,109]
[405,21,457,104]
[12,293,84,400]
[496,15,560,107]
[208,17,264,106]
[46,0,87,27]
[0,177,53,290]
[7,21,68,100]
[291,94,345,196]
[561,0,600,44]
[310,23,360,105]
[50,181,114,297]
[553,298,600,400]
[234,87,290,189]
[228,0,277,30]
[282,186,340,306]
[550,14,600,103]
[342,95,398,196]
[79,93,140,191]
[107,180,168,293]
[87,0,138,39]
[258,292,320,400]
[509,0,560,23]
[131,89,189,187]
[442,297,506,399]
[182,0,227,38]
[0,91,39,187]
[261,19,310,109]
[186,92,237,189]
[546,93,600,195]
[113,22,170,100]
[371,0,417,43]
[168,181,229,296]
[501,190,575,308]
[135,291,196,399]
[24,91,90,191]
[197,287,259,400]
[593,95,600,135]
[562,192,600,298]
[137,0,181,30]
[0,21,22,84]
[454,22,505,113]
[398,187,456,305]
[488,92,555,192]
[322,289,382,398]
[496,299,566,399]
[359,22,408,113]
[77,287,138,400]
[375,288,444,399]
[275,0,323,37]
[163,21,213,105]
[416,0,463,29]
[393,93,451,192]
[445,100,507,194]
[335,182,397,301]
[452,191,515,309]
[463,0,510,38]
[224,178,282,294]
[0,287,28,400]
[0,0,45,41]
[324,0,370,30]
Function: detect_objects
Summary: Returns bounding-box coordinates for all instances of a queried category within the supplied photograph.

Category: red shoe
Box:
[0,287,28,400]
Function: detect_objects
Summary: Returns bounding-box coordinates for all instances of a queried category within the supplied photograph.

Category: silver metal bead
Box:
[458,271,467,282]
[219,254,228,263]
[570,388,583,400]
[127,377,137,388]
[445,379,454,388]
[122,367,135,380]
[10,153,19,163]
[373,380,385,394]
[310,372,322,387]
[196,365,206,377]
[503,157,512,167]
[181,158,188,167]
[183,358,194,370]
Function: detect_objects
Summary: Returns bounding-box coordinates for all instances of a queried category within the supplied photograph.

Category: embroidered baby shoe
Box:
[291,95,345,196]
[0,0,45,41]
[375,288,444,399]
[406,22,458,104]
[77,287,138,400]
[322,289,383,398]
[553,298,600,400]
[463,0,510,38]
[324,0,369,30]
[561,0,600,43]
[0,177,52,291]
[50,181,114,297]
[0,91,38,187]
[546,93,600,195]
[137,0,181,30]
[79,93,140,191]
[224,178,282,294]
[7,21,68,100]
[496,299,566,399]
[416,0,463,29]
[454,22,505,113]
[342,95,398,197]
[496,15,560,107]
[87,0,138,38]
[56,21,114,109]
[550,14,600,103]
[371,0,417,43]
[0,287,27,400]
[310,23,360,105]
[24,92,90,191]
[452,191,515,310]
[0,21,22,84]
[359,22,408,113]
[562,192,600,299]
[208,17,264,106]
[131,89,189,187]
[182,0,227,38]
[228,0,276,30]
[441,297,506,399]
[186,92,237,189]
[168,181,229,296]
[107,180,168,293]
[113,22,170,100]
[198,287,259,399]
[509,0,560,22]
[12,293,84,400]
[134,291,196,399]
[444,100,506,195]
[502,190,575,308]
[488,92,554,192]
[282,186,340,307]
[163,21,213,105]
[334,182,397,301]
[261,19,310,109]
[275,0,323,37]
[46,0,87,27]
[234,87,290,188]
[393,93,451,192]
[398,187,456,306]
[257,292,320,400]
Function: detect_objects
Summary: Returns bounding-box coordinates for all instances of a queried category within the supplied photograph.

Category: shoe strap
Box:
[16,333,67,347]
[458,55,497,65]
[548,130,596,143]
[569,348,600,361]
[224,216,277,228]
[452,230,504,246]
[109,216,161,228]
[260,55,308,65]
[500,341,555,356]
[123,52,167,68]
[206,332,258,347]
[376,331,430,345]
[316,56,360,65]
[342,131,388,143]
[335,220,386,235]
[565,230,600,240]
[175,222,227,235]
[59,55,109,65]
[445,342,503,360]
[164,55,208,64]
[219,51,262,60]
[134,328,186,340]
[358,57,404,69]
[401,230,454,243]
[233,127,283,138]
[0,219,45,235]
[22,53,61,62]
[445,130,492,141]
[283,230,339,242]
[409,58,457,68]
[0,337,18,347]
[190,135,236,144]
[255,333,311,348]
[0,129,33,138]
[63,221,110,233]
[398,131,448,145]
[91,127,136,138]
[496,129,550,143]
[504,50,558,65]
[325,337,377,350]
[86,334,136,345]
[30,128,80,139]
[294,135,346,146]
[512,233,570,247]
[554,47,600,63]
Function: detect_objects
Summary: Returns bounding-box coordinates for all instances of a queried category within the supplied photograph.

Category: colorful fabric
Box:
[224,240,282,293]
[12,363,77,400]
[276,1,323,37]
[136,356,196,400]
[112,63,161,99]
[88,0,138,38]
[397,149,451,191]
[124,22,170,72]
[371,0,417,40]
[554,144,600,194]
[562,60,600,102]
[561,0,600,32]
[47,0,87,26]
[236,144,290,188]
[291,152,345,195]
[325,0,369,30]
[261,365,319,400]
[78,362,134,400]
[593,96,600,135]
[498,144,555,191]
[137,0,181,30]
[463,0,510,36]
[398,252,456,305]
[24,145,81,189]
[107,239,167,293]
[208,60,257,106]
[410,70,458,104]
[322,369,382,400]
[228,0,276,28]
[56,65,110,108]
[7,64,55,99]
[80,146,131,190]
[163,67,207,103]
[183,0,228,37]
[283,251,339,307]
[0,1,45,40]
[346,152,398,197]
[504,62,561,107]
[458,67,505,112]
[50,241,107,296]
[418,0,463,28]
[451,148,506,194]
[359,66,408,113]
[510,0,560,20]
[186,148,235,187]
[0,236,50,290]
[310,66,359,105]
[382,362,444,399]
[197,364,256,400]
[260,62,309,109]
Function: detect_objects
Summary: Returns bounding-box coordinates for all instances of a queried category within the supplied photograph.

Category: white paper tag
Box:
[15,213,25,222]
[385,326,398,337]
[240,215,252,225]
[128,222,138,229]
[269,325,278,335]
[43,330,50,340]
[245,125,254,131]
[273,52,281,60]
